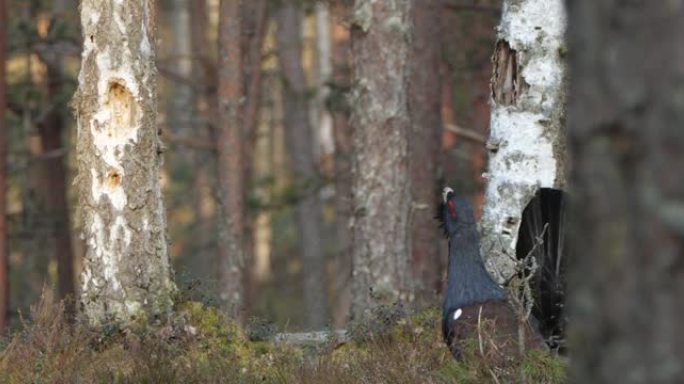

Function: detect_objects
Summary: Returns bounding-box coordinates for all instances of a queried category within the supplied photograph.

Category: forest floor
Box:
[0,295,566,384]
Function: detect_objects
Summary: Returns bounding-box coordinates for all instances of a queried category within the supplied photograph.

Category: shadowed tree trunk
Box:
[409,0,443,303]
[240,0,267,314]
[216,0,247,319]
[35,0,75,314]
[276,1,329,329]
[568,2,684,382]
[73,0,175,325]
[0,0,8,334]
[330,0,353,328]
[349,0,414,322]
[189,0,218,284]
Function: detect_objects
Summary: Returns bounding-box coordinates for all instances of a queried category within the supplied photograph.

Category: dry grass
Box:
[0,296,566,384]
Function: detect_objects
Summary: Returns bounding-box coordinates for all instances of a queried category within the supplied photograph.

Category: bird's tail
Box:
[516,188,567,350]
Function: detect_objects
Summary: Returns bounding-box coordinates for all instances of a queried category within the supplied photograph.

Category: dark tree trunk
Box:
[35,2,76,314]
[217,0,247,319]
[349,0,414,321]
[276,1,329,329]
[568,2,684,383]
[330,0,353,328]
[240,0,267,314]
[409,0,443,303]
[0,0,8,334]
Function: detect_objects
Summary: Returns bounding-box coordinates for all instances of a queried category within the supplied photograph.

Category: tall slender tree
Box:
[73,0,175,325]
[216,0,247,319]
[36,0,75,313]
[276,0,329,328]
[568,2,684,382]
[330,0,353,327]
[0,0,8,334]
[409,0,443,302]
[350,0,414,321]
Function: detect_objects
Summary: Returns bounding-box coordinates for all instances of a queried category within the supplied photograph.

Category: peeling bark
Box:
[480,0,568,283]
[350,0,414,321]
[73,0,175,325]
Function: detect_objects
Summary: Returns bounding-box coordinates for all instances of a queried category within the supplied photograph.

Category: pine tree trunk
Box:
[216,0,247,319]
[480,0,568,283]
[73,0,175,325]
[349,0,414,321]
[36,0,76,314]
[0,0,8,334]
[276,1,329,329]
[330,0,353,328]
[409,0,443,303]
[568,3,684,382]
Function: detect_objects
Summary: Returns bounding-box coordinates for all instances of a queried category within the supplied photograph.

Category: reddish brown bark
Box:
[409,0,443,302]
[217,0,246,319]
[0,0,8,334]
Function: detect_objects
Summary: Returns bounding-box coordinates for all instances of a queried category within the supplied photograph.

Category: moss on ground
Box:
[0,296,566,384]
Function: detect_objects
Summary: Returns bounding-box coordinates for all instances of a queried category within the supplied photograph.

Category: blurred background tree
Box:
[0,0,501,332]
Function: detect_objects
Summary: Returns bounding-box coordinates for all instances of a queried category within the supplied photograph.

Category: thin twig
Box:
[445,124,488,144]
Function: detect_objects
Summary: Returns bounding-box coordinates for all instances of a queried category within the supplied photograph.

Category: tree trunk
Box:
[36,0,76,314]
[216,0,246,319]
[567,3,684,383]
[276,1,329,329]
[0,0,8,334]
[349,0,414,321]
[409,0,443,303]
[330,0,353,328]
[189,0,218,284]
[479,0,568,283]
[73,0,175,325]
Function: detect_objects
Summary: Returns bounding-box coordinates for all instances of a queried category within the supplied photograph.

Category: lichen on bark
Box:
[73,0,175,325]
[350,0,414,322]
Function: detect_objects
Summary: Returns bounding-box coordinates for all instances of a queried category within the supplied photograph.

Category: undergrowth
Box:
[0,296,566,383]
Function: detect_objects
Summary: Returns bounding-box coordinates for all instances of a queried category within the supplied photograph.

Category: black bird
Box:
[438,187,546,358]
[516,188,567,351]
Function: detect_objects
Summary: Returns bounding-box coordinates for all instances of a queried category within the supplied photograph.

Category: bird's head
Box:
[437,187,477,237]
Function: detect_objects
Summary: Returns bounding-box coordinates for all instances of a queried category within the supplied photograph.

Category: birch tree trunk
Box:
[276,1,329,329]
[350,0,414,321]
[568,2,684,382]
[73,0,175,325]
[0,0,8,334]
[216,0,247,319]
[480,0,568,283]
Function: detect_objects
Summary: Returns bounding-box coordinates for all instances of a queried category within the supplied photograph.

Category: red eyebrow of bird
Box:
[447,199,457,218]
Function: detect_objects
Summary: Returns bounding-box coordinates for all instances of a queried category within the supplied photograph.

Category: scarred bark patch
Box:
[491,40,525,106]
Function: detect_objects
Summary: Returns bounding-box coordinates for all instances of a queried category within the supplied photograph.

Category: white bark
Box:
[480,0,568,283]
[74,0,175,324]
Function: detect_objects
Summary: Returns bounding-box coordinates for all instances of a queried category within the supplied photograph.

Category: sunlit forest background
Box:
[1,0,500,331]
